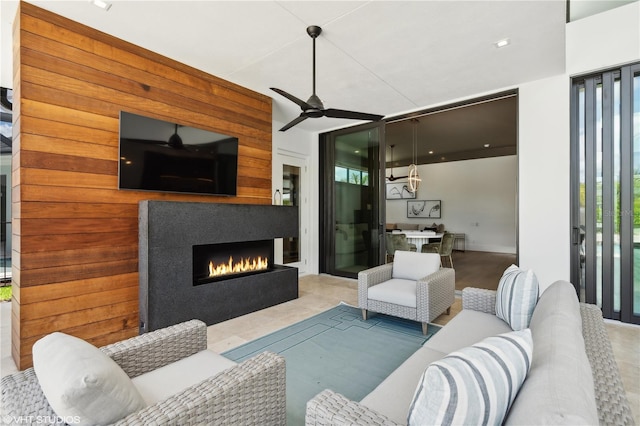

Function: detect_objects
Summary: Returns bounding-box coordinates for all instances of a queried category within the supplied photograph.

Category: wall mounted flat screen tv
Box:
[119,111,238,196]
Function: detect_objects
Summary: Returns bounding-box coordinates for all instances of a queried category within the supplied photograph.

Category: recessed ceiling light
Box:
[494,38,510,48]
[90,0,112,11]
[484,144,491,148]
[354,150,360,154]
[428,150,434,155]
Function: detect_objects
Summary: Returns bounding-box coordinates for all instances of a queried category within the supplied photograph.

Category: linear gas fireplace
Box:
[139,201,299,333]
[193,240,274,285]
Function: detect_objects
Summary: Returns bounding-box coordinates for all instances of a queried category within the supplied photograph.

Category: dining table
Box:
[391,230,443,251]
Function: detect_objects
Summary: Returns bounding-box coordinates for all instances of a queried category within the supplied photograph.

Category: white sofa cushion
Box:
[392,251,440,281]
[360,346,447,424]
[367,278,417,308]
[424,309,512,354]
[32,332,146,426]
[407,329,533,426]
[132,349,237,405]
[504,281,599,425]
[495,264,539,331]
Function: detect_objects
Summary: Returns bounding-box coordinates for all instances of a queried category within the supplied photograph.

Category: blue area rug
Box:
[223,304,440,426]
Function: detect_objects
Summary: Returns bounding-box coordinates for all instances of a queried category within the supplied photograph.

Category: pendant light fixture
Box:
[408,118,421,193]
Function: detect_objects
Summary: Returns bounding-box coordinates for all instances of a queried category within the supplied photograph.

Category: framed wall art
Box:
[386,182,416,200]
[407,200,441,218]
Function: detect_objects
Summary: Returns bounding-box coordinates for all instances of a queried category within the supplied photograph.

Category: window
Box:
[335,166,369,186]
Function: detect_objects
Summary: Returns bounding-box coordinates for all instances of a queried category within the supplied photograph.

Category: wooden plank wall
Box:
[12,2,272,369]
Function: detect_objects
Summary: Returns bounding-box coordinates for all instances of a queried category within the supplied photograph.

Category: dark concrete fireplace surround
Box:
[139,201,299,333]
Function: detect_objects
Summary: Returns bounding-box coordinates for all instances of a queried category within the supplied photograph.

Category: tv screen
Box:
[118,111,238,196]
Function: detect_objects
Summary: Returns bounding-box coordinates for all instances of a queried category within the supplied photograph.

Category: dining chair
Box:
[386,233,417,261]
[421,232,455,268]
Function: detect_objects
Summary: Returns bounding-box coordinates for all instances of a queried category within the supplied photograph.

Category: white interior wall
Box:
[566,1,640,75]
[518,74,571,292]
[386,156,517,253]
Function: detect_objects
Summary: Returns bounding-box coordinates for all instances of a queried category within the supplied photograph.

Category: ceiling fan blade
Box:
[270,88,312,110]
[324,108,384,121]
[387,175,408,181]
[279,114,309,132]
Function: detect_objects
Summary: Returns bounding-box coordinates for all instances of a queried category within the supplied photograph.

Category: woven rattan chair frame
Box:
[358,262,455,335]
[1,319,286,425]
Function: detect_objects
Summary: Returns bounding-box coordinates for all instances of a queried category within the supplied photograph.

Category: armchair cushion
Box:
[495,264,539,331]
[32,332,146,426]
[131,349,237,405]
[368,278,417,308]
[392,251,440,281]
[407,329,533,426]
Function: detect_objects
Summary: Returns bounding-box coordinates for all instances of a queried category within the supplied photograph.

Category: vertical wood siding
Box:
[12,2,272,369]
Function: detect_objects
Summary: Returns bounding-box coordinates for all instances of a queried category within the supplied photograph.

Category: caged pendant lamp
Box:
[407,119,421,193]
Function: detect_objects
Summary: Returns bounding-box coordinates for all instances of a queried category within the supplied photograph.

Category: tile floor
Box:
[1,274,638,423]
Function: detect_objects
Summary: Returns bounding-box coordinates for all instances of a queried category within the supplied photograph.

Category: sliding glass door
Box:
[320,122,385,278]
[571,62,640,324]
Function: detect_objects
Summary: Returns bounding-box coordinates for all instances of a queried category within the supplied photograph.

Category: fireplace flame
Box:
[208,256,269,278]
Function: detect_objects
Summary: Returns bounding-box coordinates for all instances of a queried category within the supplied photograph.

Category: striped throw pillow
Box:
[407,329,533,426]
[495,265,539,331]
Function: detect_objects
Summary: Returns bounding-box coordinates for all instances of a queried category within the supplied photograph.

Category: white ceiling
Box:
[2,0,570,134]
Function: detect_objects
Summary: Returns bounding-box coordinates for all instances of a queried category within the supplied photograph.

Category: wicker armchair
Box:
[1,320,286,425]
[358,251,455,335]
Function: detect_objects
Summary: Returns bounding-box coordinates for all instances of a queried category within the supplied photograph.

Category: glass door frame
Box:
[621,62,640,324]
[274,151,309,274]
[319,121,386,278]
[570,62,640,325]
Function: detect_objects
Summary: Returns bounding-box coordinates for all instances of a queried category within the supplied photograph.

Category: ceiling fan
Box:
[386,144,408,181]
[270,25,384,132]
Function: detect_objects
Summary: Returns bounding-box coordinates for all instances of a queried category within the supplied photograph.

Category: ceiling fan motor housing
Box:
[305,94,324,115]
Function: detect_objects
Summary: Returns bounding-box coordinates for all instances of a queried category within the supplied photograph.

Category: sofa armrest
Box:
[1,367,55,421]
[114,351,286,425]
[416,268,455,323]
[101,319,207,378]
[462,287,496,314]
[358,263,394,309]
[306,389,400,426]
[580,304,635,425]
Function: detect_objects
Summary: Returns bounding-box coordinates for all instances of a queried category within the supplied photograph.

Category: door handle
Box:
[571,227,581,245]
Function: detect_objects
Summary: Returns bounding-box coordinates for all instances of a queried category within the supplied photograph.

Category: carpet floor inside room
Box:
[1,272,638,424]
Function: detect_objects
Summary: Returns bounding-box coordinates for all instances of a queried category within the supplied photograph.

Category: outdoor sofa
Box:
[306,280,635,425]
